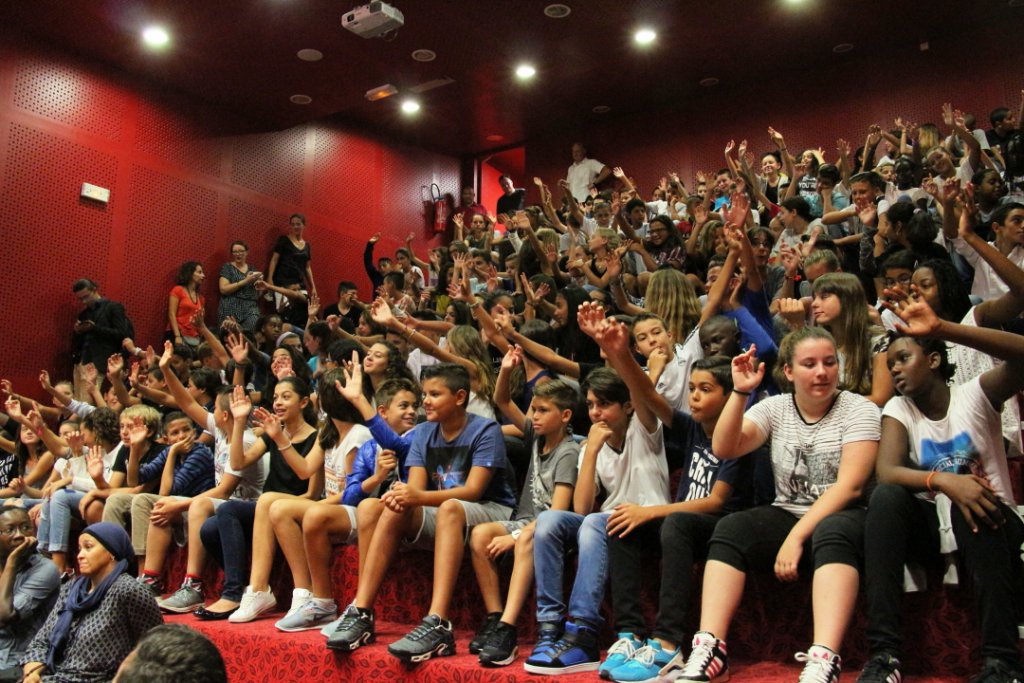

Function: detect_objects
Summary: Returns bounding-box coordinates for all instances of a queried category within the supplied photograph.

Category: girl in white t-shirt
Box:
[860,297,1024,683]
[678,327,880,683]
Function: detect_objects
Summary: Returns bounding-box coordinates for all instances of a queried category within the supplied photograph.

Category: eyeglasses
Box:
[231,250,248,255]
[751,240,772,247]
[0,524,33,536]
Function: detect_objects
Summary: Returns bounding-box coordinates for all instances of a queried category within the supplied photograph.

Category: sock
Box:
[312,597,335,608]
[141,570,160,586]
[184,574,203,589]
[808,644,840,661]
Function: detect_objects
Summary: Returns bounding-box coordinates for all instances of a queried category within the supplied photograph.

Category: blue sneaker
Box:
[524,621,600,675]
[599,633,643,679]
[610,640,683,682]
[527,621,562,660]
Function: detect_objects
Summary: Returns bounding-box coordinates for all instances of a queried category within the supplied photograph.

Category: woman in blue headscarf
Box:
[20,523,163,682]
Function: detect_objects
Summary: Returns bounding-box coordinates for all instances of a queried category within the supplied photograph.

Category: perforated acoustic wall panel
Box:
[0,123,119,381]
[119,165,220,342]
[12,55,127,142]
[135,104,223,179]
[0,39,460,399]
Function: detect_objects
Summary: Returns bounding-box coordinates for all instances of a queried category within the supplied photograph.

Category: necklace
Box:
[792,392,840,454]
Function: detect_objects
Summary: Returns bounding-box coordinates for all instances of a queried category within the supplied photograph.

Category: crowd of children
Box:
[2,101,1024,683]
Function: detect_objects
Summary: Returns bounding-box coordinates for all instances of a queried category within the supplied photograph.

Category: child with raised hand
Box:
[78,404,165,525]
[677,329,880,683]
[0,400,55,501]
[858,295,1024,683]
[524,313,671,675]
[145,341,264,611]
[32,409,119,572]
[370,297,497,419]
[256,367,373,633]
[102,409,214,573]
[196,377,321,620]
[468,346,579,667]
[327,363,517,664]
[589,311,759,682]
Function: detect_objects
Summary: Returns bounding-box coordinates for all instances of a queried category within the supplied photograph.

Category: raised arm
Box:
[494,347,527,431]
[158,341,211,427]
[711,347,769,459]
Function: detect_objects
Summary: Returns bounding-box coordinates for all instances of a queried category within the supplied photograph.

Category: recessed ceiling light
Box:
[634,28,656,45]
[699,77,720,87]
[592,105,611,114]
[401,99,421,114]
[832,43,854,53]
[411,49,437,62]
[544,4,572,18]
[486,135,505,142]
[297,49,323,62]
[515,64,536,79]
[141,26,170,48]
[290,94,312,105]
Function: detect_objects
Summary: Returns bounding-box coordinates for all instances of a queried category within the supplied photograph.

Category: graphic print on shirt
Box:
[684,446,722,501]
[919,431,982,476]
[0,452,17,488]
[426,445,471,490]
[775,444,839,505]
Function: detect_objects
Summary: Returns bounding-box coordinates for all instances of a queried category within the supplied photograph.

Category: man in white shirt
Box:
[566,143,611,201]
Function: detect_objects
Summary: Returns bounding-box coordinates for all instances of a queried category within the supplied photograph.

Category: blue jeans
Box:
[39,489,86,553]
[533,509,610,626]
[200,499,256,601]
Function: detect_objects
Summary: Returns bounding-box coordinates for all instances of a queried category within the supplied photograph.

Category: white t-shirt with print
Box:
[744,391,881,516]
[652,331,703,415]
[323,424,373,497]
[207,414,265,501]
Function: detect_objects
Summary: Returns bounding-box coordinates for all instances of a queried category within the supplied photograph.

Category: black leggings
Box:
[706,504,865,572]
[864,483,1024,664]
[608,512,721,645]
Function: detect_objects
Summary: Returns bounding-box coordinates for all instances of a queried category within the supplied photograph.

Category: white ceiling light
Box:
[297,49,323,62]
[699,77,720,87]
[515,64,536,80]
[832,43,854,53]
[290,94,312,105]
[411,49,437,62]
[401,99,421,114]
[141,26,170,48]
[544,4,572,18]
[592,105,610,114]
[634,28,656,45]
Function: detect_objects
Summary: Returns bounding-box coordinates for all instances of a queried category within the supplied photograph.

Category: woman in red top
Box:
[168,260,205,347]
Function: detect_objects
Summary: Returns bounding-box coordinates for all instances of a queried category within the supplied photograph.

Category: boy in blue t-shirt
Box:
[327,363,517,663]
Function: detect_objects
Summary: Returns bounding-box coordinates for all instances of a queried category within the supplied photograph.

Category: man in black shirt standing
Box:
[495,175,525,216]
[71,278,132,400]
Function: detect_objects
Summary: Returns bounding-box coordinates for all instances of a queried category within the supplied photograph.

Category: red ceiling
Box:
[2,0,1023,157]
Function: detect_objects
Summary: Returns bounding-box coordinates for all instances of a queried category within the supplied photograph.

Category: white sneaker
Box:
[276,597,338,632]
[228,586,277,623]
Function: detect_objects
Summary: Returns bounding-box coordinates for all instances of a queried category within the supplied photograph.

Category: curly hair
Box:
[644,268,702,343]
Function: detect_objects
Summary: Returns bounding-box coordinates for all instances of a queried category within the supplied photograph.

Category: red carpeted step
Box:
[167,614,963,683]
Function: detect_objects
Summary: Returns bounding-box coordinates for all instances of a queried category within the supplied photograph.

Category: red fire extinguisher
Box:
[431,184,447,234]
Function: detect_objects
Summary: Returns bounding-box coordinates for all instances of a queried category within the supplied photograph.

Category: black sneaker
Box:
[325,604,375,652]
[469,612,502,654]
[479,621,518,667]
[972,658,1024,683]
[857,653,903,683]
[387,614,456,664]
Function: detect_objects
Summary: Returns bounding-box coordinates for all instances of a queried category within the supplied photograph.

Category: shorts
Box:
[497,518,532,535]
[405,500,513,551]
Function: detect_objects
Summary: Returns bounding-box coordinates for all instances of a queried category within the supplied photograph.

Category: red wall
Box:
[0,39,459,398]
[524,41,1024,203]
